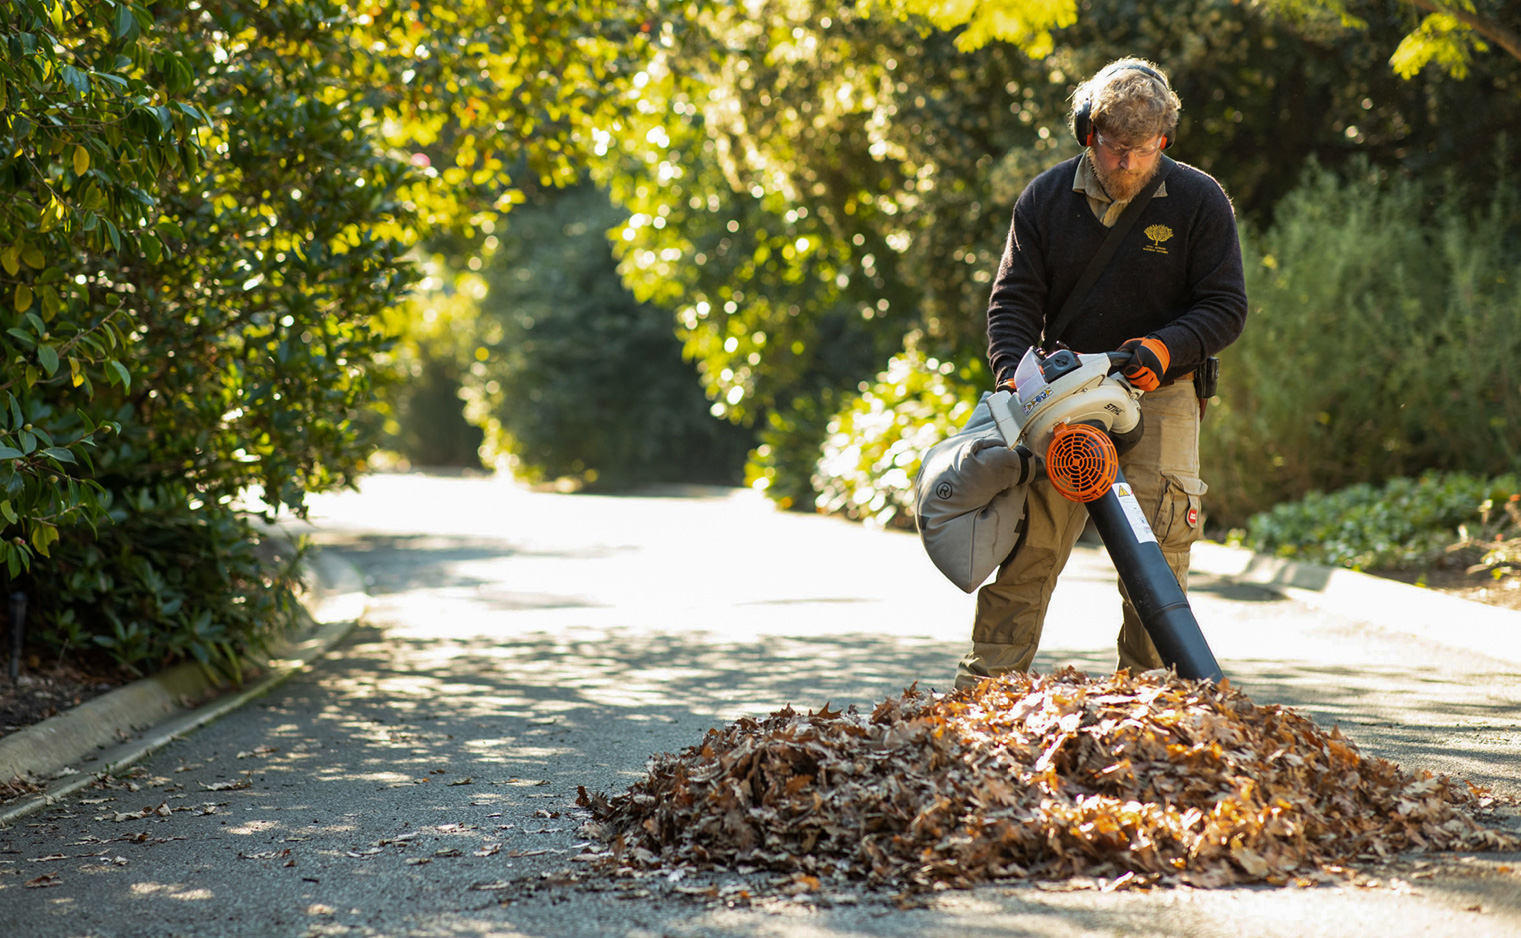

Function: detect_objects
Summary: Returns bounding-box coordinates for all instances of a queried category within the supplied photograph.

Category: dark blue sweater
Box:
[985,155,1247,387]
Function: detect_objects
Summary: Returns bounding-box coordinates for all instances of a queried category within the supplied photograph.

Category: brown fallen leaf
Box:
[109,803,172,822]
[25,873,62,889]
[577,669,1519,891]
[200,775,252,792]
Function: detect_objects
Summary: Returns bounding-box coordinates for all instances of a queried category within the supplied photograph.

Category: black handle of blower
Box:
[1084,466,1223,682]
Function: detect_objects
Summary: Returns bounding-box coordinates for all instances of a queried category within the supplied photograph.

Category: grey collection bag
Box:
[912,393,1036,593]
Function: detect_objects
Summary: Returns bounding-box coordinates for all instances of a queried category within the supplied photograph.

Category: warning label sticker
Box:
[1113,482,1158,545]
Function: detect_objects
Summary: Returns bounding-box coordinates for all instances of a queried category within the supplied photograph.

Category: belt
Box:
[1159,370,1195,388]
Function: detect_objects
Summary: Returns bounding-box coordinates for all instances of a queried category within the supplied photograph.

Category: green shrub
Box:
[465,184,751,489]
[3,1,664,676]
[3,1,411,675]
[1242,471,1520,571]
[37,488,301,678]
[811,345,986,527]
[748,388,842,513]
[1202,160,1521,525]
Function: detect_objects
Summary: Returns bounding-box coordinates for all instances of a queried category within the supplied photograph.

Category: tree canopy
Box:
[897,0,1521,78]
[6,0,1519,671]
[0,0,669,671]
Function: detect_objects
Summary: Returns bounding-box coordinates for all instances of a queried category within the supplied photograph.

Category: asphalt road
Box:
[3,473,1519,938]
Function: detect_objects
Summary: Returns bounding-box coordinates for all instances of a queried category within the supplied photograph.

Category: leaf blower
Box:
[986,347,1223,682]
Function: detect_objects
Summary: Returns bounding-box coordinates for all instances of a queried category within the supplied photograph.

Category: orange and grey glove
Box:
[1117,336,1170,392]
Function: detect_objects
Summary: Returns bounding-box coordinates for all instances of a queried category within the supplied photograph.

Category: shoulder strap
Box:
[1043,155,1175,349]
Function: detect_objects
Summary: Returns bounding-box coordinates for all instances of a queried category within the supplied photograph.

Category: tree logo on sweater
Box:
[1143,224,1174,254]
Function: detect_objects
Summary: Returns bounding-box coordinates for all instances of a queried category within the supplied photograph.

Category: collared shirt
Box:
[1072,153,1169,227]
[985,154,1246,387]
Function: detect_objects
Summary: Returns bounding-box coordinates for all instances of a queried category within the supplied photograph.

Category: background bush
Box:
[460,184,751,489]
[3,0,657,675]
[1242,472,1520,572]
[5,1,412,677]
[812,345,985,527]
[1201,160,1521,526]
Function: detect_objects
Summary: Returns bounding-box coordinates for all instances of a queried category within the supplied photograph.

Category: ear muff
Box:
[1072,63,1175,150]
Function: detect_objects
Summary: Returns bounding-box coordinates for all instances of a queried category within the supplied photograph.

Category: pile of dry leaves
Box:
[578,668,1515,889]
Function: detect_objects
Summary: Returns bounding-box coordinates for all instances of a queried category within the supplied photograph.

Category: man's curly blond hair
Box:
[1071,57,1181,144]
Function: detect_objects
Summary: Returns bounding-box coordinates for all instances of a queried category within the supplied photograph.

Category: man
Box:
[955,57,1247,689]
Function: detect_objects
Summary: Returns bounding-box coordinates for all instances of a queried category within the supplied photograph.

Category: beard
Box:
[1092,155,1158,203]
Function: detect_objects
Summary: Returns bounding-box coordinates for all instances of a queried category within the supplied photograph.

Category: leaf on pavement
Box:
[200,775,252,791]
[579,668,1520,890]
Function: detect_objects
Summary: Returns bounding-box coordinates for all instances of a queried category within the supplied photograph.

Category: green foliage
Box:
[1242,471,1519,571]
[1,0,204,571]
[747,389,843,514]
[598,0,1521,512]
[36,487,301,677]
[463,184,750,489]
[813,345,986,527]
[1389,10,1485,79]
[0,0,680,673]
[909,0,1520,79]
[1200,160,1521,525]
[0,3,483,669]
[343,0,663,227]
[894,0,1077,56]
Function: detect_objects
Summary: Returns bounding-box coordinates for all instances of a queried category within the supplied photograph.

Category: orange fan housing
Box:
[1046,423,1118,503]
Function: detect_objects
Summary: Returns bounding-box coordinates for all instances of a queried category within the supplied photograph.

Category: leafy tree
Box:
[1,0,201,572]
[463,183,749,489]
[593,0,1065,500]
[0,0,678,673]
[895,0,1521,78]
[593,0,1521,513]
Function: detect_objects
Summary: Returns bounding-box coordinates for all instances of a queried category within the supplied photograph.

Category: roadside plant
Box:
[1242,471,1520,572]
[456,184,747,489]
[813,344,986,527]
[4,0,681,675]
[4,1,413,675]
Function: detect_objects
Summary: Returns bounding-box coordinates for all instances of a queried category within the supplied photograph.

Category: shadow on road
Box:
[6,515,1520,938]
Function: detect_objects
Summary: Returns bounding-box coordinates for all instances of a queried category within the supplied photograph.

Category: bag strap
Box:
[1043,155,1175,349]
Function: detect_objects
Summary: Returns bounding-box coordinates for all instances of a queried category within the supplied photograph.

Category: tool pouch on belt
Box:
[1193,356,1219,416]
[1193,356,1219,400]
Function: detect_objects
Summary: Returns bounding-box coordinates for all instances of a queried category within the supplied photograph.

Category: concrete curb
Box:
[0,547,367,827]
[1190,542,1521,669]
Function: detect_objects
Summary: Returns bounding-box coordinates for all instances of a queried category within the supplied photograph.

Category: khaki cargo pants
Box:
[954,381,1207,689]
